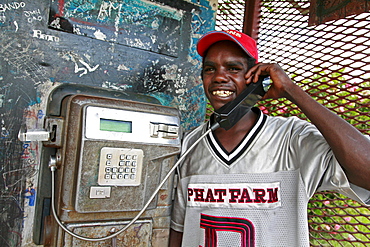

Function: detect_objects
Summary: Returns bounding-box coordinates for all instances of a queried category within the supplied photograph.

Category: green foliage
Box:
[308,192,370,246]
[257,67,369,134]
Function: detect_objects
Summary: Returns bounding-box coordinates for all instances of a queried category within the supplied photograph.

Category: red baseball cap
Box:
[197,30,258,63]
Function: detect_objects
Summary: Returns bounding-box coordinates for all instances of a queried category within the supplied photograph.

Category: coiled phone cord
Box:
[50,126,215,242]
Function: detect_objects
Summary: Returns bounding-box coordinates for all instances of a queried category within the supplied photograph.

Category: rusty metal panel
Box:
[309,0,370,26]
[244,0,263,40]
[63,220,152,247]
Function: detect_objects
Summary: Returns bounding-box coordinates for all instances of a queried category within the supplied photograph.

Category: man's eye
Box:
[203,67,214,72]
[230,67,241,71]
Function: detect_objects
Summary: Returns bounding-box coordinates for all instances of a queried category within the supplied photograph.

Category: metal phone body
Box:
[34,86,181,247]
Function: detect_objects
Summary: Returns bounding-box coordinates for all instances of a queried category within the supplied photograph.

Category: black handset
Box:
[211,76,269,130]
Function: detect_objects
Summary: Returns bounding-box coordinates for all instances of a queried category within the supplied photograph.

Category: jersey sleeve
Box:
[315,144,370,205]
[170,175,187,232]
[290,119,370,205]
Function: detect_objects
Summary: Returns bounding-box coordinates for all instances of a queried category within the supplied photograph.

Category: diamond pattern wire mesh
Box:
[216,0,245,31]
[259,1,370,136]
[214,0,370,246]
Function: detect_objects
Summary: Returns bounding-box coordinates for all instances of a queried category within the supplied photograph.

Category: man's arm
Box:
[246,63,370,190]
[169,229,183,247]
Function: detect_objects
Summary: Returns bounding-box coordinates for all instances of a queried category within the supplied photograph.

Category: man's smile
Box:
[212,90,234,97]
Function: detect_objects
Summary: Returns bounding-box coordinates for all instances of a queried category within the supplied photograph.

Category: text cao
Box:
[33,30,60,42]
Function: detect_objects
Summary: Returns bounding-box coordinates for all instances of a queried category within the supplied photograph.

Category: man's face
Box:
[202,41,250,110]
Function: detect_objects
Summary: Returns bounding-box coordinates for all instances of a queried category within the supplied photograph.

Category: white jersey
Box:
[171,108,370,247]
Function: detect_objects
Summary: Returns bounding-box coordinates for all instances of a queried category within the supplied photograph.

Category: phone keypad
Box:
[98,147,144,186]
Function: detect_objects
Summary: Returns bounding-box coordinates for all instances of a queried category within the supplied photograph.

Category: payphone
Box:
[25,84,181,246]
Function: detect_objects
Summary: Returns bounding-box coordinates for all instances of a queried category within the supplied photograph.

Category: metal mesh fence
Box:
[216,0,245,31]
[215,0,370,246]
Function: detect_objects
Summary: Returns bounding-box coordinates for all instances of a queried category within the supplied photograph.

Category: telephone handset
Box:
[212,76,269,130]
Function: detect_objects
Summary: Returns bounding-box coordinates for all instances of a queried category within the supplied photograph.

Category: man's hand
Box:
[245,63,298,101]
[246,62,370,190]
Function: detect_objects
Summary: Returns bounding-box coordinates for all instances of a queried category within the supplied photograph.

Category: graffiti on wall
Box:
[0,0,216,245]
[49,0,183,57]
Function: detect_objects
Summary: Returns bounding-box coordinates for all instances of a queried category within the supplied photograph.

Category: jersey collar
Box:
[207,107,267,165]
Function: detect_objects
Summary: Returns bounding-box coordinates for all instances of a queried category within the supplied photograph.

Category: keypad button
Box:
[99,148,143,186]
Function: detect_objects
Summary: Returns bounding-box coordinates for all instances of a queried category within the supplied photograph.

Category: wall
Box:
[0,0,216,245]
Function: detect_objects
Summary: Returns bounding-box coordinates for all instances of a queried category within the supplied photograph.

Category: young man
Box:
[169,30,370,246]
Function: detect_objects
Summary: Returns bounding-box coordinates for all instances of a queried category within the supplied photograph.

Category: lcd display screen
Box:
[100,119,132,133]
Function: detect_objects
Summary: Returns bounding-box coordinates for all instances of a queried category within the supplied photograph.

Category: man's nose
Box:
[213,68,229,83]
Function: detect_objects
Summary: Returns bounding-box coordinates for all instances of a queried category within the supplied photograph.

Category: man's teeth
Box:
[212,90,233,97]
